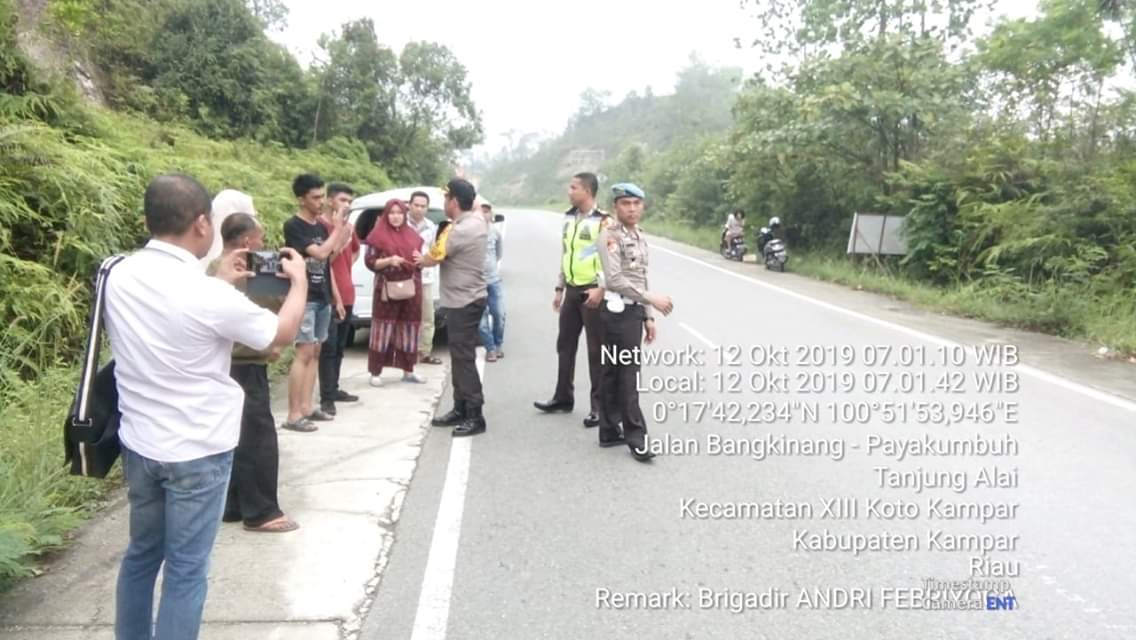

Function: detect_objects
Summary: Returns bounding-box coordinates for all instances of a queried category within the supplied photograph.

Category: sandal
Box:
[420,355,443,365]
[244,517,300,533]
[281,418,317,432]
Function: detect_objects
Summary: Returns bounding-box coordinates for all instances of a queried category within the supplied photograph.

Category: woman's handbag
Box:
[63,254,126,479]
[381,276,416,301]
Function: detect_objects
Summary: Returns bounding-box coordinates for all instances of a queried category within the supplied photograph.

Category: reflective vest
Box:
[561,209,608,287]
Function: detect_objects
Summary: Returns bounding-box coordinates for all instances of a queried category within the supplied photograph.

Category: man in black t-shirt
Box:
[282,174,351,432]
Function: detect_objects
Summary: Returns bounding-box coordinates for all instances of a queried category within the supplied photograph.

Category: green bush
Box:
[0,88,391,589]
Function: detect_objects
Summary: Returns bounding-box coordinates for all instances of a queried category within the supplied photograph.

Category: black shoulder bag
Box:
[63,254,126,478]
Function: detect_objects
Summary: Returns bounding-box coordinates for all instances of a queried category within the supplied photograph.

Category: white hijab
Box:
[201,189,257,268]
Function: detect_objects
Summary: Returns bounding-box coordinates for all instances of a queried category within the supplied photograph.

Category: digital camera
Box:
[246,250,284,275]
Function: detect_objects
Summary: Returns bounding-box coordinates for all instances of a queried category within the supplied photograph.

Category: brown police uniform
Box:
[595,221,654,451]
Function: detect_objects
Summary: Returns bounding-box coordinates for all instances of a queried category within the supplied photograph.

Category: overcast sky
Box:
[274,0,1041,155]
[274,0,773,153]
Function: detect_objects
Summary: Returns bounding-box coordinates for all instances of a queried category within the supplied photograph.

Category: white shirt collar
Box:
[146,239,199,264]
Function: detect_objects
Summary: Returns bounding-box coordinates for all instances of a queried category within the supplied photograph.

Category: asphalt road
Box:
[360,208,1136,640]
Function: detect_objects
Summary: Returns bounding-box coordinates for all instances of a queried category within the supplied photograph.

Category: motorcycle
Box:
[720,227,747,261]
[757,227,788,272]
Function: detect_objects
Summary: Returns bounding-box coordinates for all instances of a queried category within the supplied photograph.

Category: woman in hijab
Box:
[361,199,425,386]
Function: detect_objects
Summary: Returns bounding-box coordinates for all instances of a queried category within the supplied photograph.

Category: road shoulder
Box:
[0,348,447,639]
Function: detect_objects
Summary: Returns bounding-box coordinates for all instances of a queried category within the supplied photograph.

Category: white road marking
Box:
[679,322,718,350]
[409,350,486,640]
[653,244,1136,414]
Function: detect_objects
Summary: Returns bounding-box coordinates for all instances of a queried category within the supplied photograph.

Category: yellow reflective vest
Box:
[558,208,609,288]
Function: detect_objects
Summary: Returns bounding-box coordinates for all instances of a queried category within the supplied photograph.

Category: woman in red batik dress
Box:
[361,199,425,386]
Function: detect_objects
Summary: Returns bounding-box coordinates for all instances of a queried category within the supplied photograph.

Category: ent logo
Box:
[986,595,1018,611]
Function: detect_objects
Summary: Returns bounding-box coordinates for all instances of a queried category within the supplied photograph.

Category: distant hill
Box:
[477,59,742,206]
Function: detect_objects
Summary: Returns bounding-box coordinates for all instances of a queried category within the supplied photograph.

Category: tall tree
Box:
[397,42,482,151]
[245,0,288,31]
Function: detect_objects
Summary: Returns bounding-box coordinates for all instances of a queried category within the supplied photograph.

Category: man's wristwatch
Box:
[555,287,564,293]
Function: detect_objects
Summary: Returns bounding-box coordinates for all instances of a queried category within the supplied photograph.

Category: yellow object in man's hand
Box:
[429,221,452,262]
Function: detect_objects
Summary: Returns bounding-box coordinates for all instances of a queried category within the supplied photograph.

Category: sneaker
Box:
[334,390,359,402]
[403,372,426,384]
[320,401,337,417]
[485,351,498,363]
[370,376,383,387]
[307,409,334,422]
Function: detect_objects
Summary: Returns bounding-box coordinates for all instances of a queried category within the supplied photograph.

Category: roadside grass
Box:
[764,251,1136,356]
[0,100,389,588]
[0,365,113,591]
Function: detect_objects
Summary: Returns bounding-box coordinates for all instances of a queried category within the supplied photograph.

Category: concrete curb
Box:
[0,349,448,640]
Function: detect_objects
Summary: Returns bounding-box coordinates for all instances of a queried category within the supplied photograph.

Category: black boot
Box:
[533,398,574,413]
[453,405,486,437]
[432,401,466,427]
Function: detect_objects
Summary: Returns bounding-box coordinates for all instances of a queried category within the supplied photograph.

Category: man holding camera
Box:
[208,212,299,534]
[283,174,351,432]
[106,174,308,639]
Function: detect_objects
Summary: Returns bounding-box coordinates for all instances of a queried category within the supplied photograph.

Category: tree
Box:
[315,19,400,162]
[314,24,483,183]
[978,0,1124,154]
[397,42,482,150]
[139,0,312,143]
[741,0,989,60]
[245,0,288,31]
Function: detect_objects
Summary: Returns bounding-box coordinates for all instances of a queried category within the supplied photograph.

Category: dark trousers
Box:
[225,364,283,527]
[598,305,648,449]
[320,304,352,404]
[447,299,487,411]
[553,284,603,413]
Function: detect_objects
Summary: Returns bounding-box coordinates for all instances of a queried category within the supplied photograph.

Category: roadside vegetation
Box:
[480,0,1136,355]
[0,0,476,585]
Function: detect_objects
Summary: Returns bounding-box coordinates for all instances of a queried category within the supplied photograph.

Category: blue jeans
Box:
[116,447,234,640]
[479,281,505,352]
[297,302,331,344]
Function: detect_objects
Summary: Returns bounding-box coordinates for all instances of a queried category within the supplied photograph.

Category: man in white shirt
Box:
[106,174,308,640]
[408,190,442,365]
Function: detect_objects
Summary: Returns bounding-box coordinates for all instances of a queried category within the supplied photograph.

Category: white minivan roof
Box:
[350,186,446,212]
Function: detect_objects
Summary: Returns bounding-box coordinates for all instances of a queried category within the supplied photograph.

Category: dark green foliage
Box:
[482,0,1136,353]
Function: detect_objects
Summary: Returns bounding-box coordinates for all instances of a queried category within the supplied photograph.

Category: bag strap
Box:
[73,254,126,427]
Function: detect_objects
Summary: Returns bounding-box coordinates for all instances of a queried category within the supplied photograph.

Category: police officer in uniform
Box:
[596,182,673,462]
[533,172,609,428]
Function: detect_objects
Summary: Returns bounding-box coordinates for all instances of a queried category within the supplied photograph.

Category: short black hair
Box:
[221,212,260,247]
[292,173,324,198]
[445,178,476,211]
[409,191,430,205]
[573,172,598,197]
[734,209,745,217]
[144,174,212,237]
[327,182,355,199]
[354,208,382,241]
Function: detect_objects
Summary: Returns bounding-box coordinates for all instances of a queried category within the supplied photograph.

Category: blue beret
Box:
[611,182,645,201]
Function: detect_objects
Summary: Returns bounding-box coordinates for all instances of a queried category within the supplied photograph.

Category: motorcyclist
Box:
[721,210,746,256]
